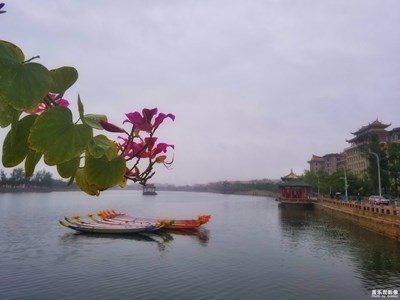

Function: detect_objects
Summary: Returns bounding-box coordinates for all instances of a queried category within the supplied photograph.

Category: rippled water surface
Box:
[1,191,400,299]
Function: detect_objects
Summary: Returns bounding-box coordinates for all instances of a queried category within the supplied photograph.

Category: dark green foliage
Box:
[0,167,68,189]
[304,169,363,198]
[387,143,400,196]
[196,180,279,194]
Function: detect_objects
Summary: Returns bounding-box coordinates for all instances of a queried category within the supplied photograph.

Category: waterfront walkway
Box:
[316,197,400,241]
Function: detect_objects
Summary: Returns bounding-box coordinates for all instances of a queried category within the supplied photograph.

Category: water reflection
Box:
[59,228,211,252]
[279,206,313,228]
[279,206,400,290]
[163,228,210,246]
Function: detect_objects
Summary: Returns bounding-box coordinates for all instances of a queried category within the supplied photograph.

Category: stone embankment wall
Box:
[316,198,400,241]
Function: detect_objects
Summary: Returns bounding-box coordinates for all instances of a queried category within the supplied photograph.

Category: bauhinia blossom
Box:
[26,93,70,114]
[117,136,143,158]
[101,107,175,184]
[118,136,174,160]
[140,137,175,159]
[124,108,175,133]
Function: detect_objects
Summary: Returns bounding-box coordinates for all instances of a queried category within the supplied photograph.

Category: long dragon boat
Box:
[59,215,162,234]
[97,210,211,229]
[59,210,211,234]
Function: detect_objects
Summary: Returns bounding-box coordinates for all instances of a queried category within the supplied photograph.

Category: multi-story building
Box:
[308,152,346,174]
[308,155,324,172]
[308,120,398,176]
[345,120,391,175]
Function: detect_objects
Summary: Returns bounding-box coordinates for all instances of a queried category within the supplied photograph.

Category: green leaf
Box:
[28,106,93,165]
[83,114,108,130]
[0,40,24,63]
[25,149,43,177]
[88,135,117,159]
[2,114,37,167]
[75,168,101,196]
[57,157,81,179]
[85,153,126,190]
[49,66,78,95]
[76,96,108,130]
[0,100,20,128]
[8,110,20,143]
[0,41,24,106]
[77,94,84,121]
[0,62,52,110]
[118,176,127,188]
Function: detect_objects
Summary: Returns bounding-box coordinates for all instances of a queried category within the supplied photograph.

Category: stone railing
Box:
[316,197,400,240]
[317,197,400,224]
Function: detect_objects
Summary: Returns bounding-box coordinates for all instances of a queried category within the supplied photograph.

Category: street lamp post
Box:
[340,168,349,201]
[369,151,382,197]
[344,168,348,201]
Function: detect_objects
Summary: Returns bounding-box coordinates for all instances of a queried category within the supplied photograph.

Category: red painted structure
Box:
[280,186,308,200]
[278,170,313,207]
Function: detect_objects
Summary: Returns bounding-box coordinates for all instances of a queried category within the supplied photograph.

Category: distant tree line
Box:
[192,180,279,194]
[0,168,68,189]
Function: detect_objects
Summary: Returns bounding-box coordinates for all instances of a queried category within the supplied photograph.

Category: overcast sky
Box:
[1,0,399,185]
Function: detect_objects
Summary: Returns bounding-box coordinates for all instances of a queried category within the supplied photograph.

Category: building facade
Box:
[308,120,399,176]
[345,120,391,175]
[308,153,346,174]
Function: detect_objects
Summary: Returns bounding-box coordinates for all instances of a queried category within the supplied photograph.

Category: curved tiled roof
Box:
[279,179,311,188]
[350,119,391,135]
[281,169,303,181]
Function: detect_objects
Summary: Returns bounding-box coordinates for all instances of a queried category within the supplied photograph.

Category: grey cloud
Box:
[1,0,399,184]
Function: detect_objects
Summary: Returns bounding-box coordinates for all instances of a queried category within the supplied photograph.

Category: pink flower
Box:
[141,138,175,159]
[117,136,174,160]
[124,108,175,133]
[58,99,70,107]
[48,93,70,107]
[25,93,70,114]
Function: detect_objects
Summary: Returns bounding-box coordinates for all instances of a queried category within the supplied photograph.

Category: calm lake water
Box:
[1,190,400,300]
